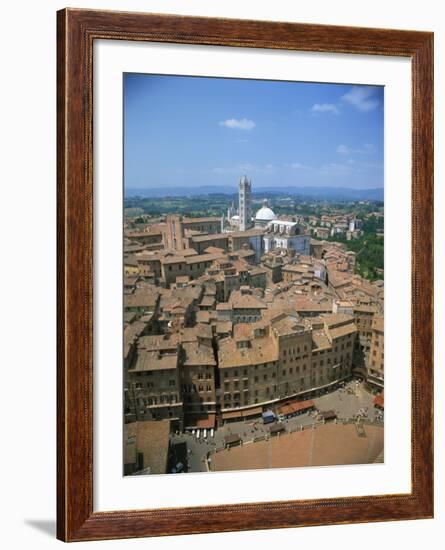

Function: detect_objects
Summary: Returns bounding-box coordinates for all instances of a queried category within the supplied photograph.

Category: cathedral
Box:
[238,175,252,231]
[226,176,310,256]
[254,199,276,228]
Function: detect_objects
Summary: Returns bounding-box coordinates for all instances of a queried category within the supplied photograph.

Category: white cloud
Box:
[311,103,339,115]
[341,86,380,112]
[336,144,351,154]
[213,162,274,175]
[219,118,255,130]
[337,143,376,155]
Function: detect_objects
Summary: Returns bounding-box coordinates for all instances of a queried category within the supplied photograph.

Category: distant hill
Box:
[126,185,384,202]
[126,185,237,198]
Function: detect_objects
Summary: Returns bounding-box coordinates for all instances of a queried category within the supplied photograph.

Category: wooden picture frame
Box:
[57,8,434,542]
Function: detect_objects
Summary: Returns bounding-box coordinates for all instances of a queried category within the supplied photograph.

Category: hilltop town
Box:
[123,177,384,475]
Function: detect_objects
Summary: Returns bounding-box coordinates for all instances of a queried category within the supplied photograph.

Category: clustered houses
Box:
[305,211,364,240]
[122,241,362,430]
[219,310,359,415]
[123,181,384,433]
[124,276,358,429]
[327,262,383,385]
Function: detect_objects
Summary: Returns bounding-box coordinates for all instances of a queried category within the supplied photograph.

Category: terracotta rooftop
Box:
[125,420,171,475]
[321,313,355,327]
[182,216,221,224]
[199,296,216,307]
[182,341,216,367]
[229,291,267,310]
[161,255,186,265]
[186,252,225,264]
[196,311,211,324]
[123,321,147,359]
[312,330,331,351]
[175,324,213,343]
[270,315,306,337]
[191,233,227,242]
[328,323,357,340]
[137,335,178,352]
[124,291,159,309]
[215,321,233,334]
[130,349,178,372]
[218,334,278,369]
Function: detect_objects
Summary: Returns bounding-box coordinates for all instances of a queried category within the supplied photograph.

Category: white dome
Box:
[255,199,276,221]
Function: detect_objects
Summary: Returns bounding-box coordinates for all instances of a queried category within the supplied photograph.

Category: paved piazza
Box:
[168,380,383,473]
[209,423,383,471]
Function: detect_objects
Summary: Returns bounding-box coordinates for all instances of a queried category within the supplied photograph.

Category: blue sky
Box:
[124,74,384,190]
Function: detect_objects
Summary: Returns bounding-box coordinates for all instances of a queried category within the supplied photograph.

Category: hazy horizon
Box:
[125,183,384,191]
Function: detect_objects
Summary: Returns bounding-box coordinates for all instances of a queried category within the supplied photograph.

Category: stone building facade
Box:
[216,312,357,414]
[367,316,384,391]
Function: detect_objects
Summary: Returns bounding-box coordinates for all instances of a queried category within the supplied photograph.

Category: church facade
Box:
[226,177,310,257]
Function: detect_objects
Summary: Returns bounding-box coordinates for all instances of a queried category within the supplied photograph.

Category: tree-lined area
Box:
[327,214,384,281]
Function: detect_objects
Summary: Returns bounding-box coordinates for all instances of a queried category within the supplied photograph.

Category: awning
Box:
[221,406,263,420]
[242,406,263,418]
[374,395,384,409]
[224,434,241,445]
[221,410,243,421]
[277,399,315,416]
[321,410,337,420]
[269,423,285,434]
[184,414,216,429]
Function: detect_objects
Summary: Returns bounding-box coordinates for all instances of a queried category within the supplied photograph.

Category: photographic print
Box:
[123,74,384,476]
[57,10,433,540]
